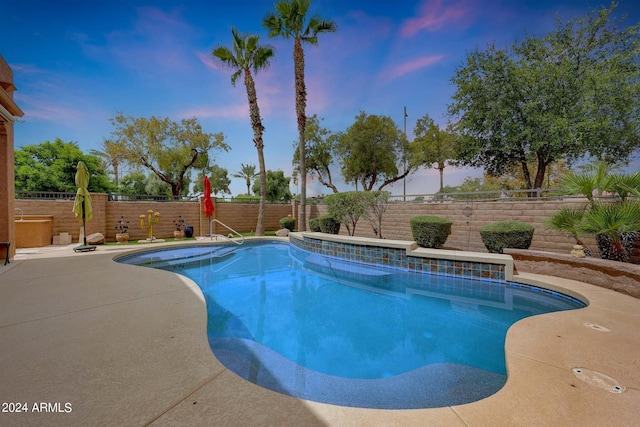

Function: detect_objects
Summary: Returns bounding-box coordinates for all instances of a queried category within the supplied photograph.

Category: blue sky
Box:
[3,0,639,196]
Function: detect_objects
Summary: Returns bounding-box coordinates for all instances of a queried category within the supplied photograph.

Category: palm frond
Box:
[544,207,585,242]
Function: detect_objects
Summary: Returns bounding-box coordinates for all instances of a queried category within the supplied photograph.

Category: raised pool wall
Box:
[290,232,514,282]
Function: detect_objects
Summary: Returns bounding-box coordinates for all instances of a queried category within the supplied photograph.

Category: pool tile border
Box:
[290,232,513,282]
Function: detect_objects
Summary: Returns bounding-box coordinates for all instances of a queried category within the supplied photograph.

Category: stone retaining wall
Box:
[505,249,640,299]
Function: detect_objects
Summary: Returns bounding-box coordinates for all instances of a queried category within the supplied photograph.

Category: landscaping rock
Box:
[86,233,105,245]
[275,228,290,237]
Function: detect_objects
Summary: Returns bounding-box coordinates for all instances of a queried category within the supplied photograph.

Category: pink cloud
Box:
[197,51,221,72]
[379,55,445,82]
[401,0,472,37]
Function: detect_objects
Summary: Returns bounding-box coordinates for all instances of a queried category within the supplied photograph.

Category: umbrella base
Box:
[74,244,97,253]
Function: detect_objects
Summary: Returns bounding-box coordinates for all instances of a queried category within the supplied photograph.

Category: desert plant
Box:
[173,215,186,231]
[309,217,321,232]
[479,221,535,254]
[114,216,129,233]
[318,214,340,234]
[410,215,452,248]
[279,216,296,231]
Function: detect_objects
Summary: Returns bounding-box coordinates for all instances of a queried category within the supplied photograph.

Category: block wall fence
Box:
[14,195,602,255]
[14,196,296,244]
[305,199,597,255]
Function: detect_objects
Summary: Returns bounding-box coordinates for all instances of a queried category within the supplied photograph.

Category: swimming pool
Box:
[118,241,586,409]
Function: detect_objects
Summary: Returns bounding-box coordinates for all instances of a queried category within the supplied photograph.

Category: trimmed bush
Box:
[410,215,452,248]
[309,217,321,232]
[279,217,296,231]
[318,214,340,234]
[479,220,535,253]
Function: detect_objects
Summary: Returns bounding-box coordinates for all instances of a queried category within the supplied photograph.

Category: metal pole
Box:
[403,106,407,202]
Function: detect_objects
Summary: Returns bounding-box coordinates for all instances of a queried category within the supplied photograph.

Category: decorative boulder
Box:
[86,233,105,245]
[275,228,290,237]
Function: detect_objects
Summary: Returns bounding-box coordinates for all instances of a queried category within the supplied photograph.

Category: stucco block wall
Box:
[306,199,597,255]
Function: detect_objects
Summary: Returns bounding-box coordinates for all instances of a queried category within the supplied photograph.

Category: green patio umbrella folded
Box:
[73,161,96,252]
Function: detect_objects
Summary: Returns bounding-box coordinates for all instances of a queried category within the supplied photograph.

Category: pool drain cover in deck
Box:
[572,368,626,393]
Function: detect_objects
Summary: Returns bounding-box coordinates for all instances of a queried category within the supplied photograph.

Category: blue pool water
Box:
[119,241,586,409]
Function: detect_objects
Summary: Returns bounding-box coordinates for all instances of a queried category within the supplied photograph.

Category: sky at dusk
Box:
[3,0,640,196]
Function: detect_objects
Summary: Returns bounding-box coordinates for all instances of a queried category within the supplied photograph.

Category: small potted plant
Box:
[115,216,130,244]
[173,215,186,240]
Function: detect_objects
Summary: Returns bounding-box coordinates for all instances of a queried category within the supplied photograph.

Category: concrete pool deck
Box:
[0,239,639,426]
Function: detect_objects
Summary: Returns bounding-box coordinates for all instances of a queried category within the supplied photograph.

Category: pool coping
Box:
[0,237,638,426]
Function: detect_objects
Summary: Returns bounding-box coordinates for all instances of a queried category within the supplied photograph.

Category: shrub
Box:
[318,214,340,234]
[309,217,321,232]
[279,217,296,231]
[325,191,367,236]
[410,215,452,248]
[363,191,390,239]
[479,221,535,253]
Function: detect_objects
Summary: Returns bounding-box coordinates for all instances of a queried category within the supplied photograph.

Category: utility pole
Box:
[403,106,407,202]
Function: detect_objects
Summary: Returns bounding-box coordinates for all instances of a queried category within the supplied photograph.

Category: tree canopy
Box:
[109,114,228,197]
[448,4,640,192]
[336,112,415,191]
[411,114,457,193]
[15,138,114,193]
[292,115,339,193]
[252,170,293,202]
[194,165,231,195]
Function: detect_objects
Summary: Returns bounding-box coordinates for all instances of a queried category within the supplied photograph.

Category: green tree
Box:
[109,114,228,197]
[118,170,149,195]
[337,112,415,191]
[252,170,293,203]
[89,138,128,188]
[292,115,339,193]
[194,165,231,196]
[233,163,259,195]
[213,28,274,235]
[411,114,457,194]
[264,0,337,231]
[448,4,640,194]
[325,191,368,236]
[15,138,113,193]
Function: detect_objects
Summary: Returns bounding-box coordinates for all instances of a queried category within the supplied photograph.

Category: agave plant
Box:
[580,201,640,262]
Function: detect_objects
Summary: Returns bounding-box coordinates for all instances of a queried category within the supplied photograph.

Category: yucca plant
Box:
[580,201,640,262]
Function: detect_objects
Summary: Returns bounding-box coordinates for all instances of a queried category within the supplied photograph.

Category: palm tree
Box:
[213,28,274,235]
[263,0,336,231]
[233,163,259,195]
[90,139,127,188]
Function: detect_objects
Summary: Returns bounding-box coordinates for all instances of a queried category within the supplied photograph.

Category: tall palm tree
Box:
[263,0,336,231]
[233,163,259,195]
[213,28,274,235]
[90,139,127,188]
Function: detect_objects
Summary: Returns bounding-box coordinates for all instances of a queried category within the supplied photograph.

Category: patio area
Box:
[0,239,639,426]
